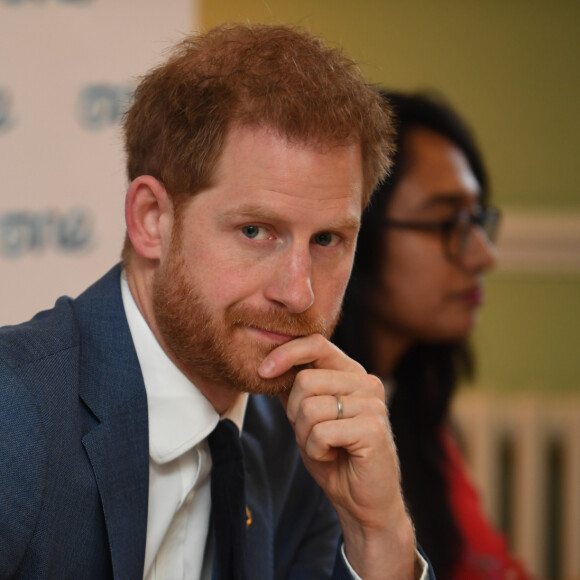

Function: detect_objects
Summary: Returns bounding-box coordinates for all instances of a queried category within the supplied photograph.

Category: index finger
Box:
[258,333,365,379]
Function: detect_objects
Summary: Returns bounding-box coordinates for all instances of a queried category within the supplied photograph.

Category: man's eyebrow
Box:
[221,204,361,230]
[221,205,286,221]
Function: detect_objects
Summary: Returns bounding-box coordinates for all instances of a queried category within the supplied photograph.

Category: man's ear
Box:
[125,175,173,260]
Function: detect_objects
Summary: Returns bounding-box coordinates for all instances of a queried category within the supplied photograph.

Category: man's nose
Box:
[264,247,315,313]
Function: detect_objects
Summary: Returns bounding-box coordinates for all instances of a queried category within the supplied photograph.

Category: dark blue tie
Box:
[208,419,248,580]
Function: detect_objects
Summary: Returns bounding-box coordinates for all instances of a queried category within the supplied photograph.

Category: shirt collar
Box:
[120,271,248,464]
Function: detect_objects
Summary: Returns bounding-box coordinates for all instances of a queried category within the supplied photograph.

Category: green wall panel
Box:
[473,272,580,394]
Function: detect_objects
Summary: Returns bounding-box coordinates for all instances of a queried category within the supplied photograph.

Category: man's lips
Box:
[246,326,302,344]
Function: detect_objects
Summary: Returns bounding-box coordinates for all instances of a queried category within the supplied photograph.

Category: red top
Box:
[441,430,539,580]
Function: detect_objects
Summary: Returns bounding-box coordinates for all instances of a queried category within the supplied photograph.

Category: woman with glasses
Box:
[332,91,535,579]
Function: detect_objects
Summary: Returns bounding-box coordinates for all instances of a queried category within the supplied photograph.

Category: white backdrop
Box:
[0,0,194,324]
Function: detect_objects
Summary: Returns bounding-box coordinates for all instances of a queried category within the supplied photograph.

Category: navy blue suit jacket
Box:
[0,265,352,579]
[0,265,434,579]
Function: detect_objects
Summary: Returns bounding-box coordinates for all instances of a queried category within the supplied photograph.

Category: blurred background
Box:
[1,1,578,577]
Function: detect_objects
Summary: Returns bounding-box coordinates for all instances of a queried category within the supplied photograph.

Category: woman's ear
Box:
[125,175,173,260]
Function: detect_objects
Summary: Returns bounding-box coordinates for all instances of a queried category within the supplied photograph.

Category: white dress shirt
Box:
[121,273,247,580]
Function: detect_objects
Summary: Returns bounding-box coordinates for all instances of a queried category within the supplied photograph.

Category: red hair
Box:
[122,23,394,259]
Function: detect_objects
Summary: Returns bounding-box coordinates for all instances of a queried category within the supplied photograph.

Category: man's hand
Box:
[258,334,417,580]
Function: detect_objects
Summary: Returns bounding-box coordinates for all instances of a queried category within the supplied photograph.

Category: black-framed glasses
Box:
[382,206,501,261]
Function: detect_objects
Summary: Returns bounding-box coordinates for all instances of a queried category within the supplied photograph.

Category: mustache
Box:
[225,303,330,339]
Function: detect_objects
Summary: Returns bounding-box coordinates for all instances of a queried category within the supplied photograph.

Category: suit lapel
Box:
[82,396,149,579]
[75,265,150,579]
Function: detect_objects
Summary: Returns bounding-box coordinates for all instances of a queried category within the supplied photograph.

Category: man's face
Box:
[153,125,363,396]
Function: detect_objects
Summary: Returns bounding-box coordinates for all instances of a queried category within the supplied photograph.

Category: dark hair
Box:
[332,90,488,578]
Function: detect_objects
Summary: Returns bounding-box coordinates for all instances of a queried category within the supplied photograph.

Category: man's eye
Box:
[241,225,266,239]
[313,232,340,247]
